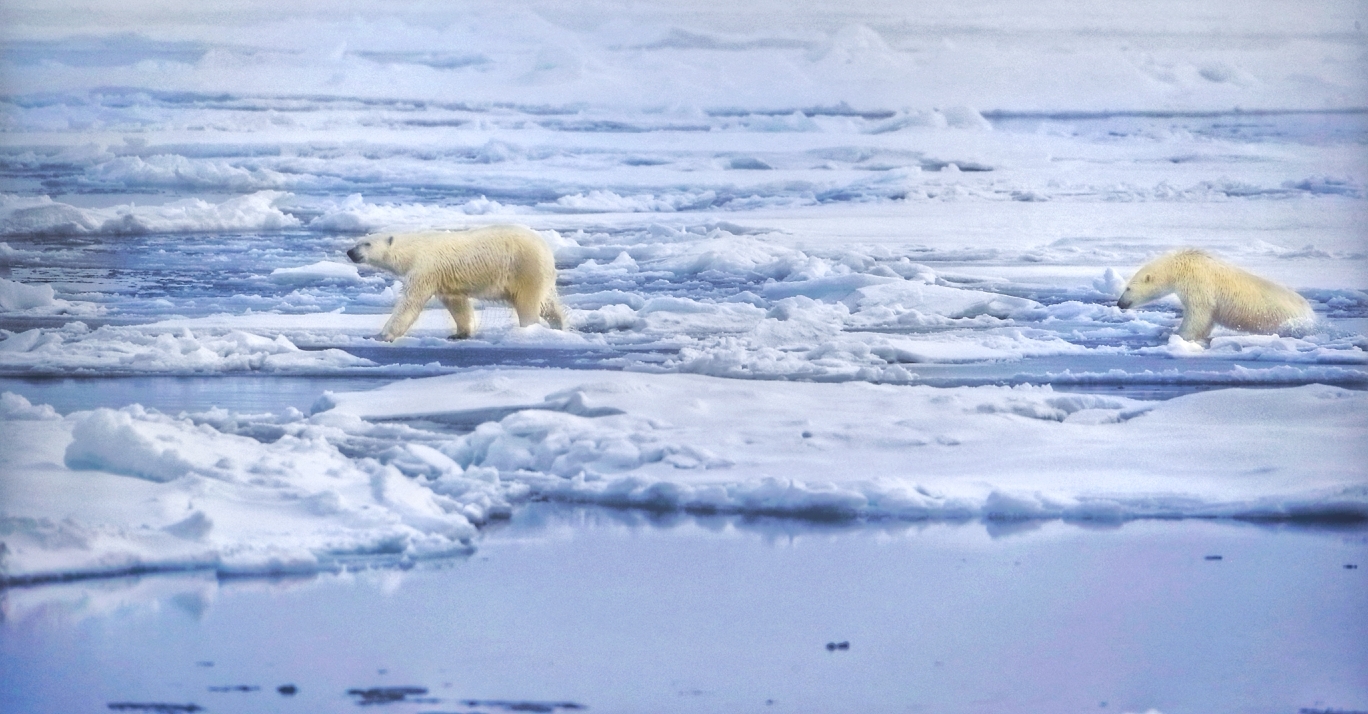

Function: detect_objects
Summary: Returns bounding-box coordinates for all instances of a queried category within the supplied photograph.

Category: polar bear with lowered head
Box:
[347,225,564,341]
[1116,249,1313,344]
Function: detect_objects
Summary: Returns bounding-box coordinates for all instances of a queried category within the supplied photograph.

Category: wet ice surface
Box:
[2,215,1364,387]
[2,505,1365,714]
[2,1,1367,708]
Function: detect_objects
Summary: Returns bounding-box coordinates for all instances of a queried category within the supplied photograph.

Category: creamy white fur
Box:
[1117,249,1314,343]
[347,225,564,341]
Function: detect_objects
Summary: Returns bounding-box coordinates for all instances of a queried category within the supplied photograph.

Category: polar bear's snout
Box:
[346,246,364,263]
[1116,293,1132,310]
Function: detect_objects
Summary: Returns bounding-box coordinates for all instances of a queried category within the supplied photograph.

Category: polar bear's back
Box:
[1167,250,1314,333]
[399,225,555,298]
[1208,263,1314,333]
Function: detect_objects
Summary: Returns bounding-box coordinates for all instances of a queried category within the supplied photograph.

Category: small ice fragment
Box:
[1093,268,1126,298]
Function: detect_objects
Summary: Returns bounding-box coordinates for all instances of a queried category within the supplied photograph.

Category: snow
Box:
[0,277,100,316]
[269,260,363,285]
[0,0,1365,590]
[0,192,300,236]
[0,392,501,584]
[316,369,1367,520]
[3,367,1363,583]
[0,324,376,376]
[1,0,1363,113]
[0,277,55,311]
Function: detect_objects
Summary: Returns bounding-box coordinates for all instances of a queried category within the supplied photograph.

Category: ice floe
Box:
[0,392,505,584]
[4,369,1364,583]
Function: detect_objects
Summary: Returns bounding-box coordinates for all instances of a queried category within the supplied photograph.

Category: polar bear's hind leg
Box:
[440,294,477,339]
[511,290,545,328]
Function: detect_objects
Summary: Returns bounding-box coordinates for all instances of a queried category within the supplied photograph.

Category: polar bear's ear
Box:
[387,235,394,246]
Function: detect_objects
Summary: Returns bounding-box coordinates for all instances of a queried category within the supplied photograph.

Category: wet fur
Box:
[1117,249,1313,343]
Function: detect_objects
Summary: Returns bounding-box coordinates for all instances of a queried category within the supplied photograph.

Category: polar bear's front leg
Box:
[381,283,435,341]
[1176,298,1216,343]
[440,294,477,339]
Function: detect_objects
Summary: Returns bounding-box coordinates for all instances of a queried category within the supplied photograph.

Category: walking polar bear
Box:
[1116,249,1313,343]
[347,225,565,341]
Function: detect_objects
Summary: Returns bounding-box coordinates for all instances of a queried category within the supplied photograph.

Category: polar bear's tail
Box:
[541,296,566,330]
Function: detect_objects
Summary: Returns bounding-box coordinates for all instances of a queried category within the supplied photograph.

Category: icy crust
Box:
[0,192,299,236]
[1,216,1363,380]
[268,260,364,285]
[0,277,101,317]
[0,323,376,377]
[0,393,513,585]
[3,156,1361,235]
[320,370,1368,522]
[0,0,1363,114]
[1138,334,1368,364]
[5,372,1365,583]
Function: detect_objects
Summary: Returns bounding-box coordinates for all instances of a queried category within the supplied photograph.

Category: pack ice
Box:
[3,369,1365,583]
[1,0,1367,586]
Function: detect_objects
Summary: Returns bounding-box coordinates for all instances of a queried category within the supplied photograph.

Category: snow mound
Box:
[5,369,1364,584]
[0,399,512,584]
[308,193,521,232]
[0,192,300,236]
[0,278,55,311]
[0,277,100,316]
[322,369,1368,521]
[0,392,60,420]
[0,324,375,376]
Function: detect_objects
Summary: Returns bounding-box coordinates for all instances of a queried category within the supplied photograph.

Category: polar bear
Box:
[346,225,565,341]
[1116,249,1313,343]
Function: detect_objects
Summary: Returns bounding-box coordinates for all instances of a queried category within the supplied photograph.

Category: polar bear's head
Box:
[1116,250,1203,309]
[1116,265,1171,310]
[346,234,396,268]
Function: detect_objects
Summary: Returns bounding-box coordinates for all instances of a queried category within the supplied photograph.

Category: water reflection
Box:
[7,503,1359,626]
[2,504,1364,714]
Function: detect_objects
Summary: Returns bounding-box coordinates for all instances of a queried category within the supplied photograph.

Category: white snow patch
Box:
[0,192,300,236]
[0,278,55,311]
[270,260,364,285]
[0,397,513,583]
[321,369,1368,521]
[0,324,375,376]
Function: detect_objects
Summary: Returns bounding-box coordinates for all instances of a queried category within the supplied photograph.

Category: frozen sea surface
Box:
[4,99,1367,580]
[1,0,1367,709]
